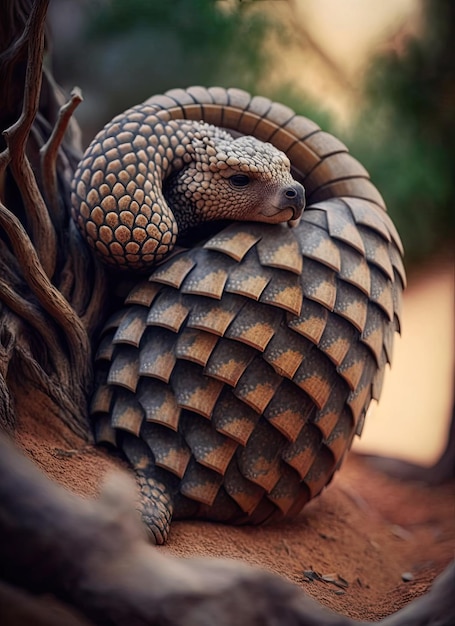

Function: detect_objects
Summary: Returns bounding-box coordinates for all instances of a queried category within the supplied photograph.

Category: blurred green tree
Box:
[53,0,272,140]
[342,0,455,267]
[51,0,454,267]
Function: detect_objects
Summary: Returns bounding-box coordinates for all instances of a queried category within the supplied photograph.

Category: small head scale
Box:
[71,103,305,272]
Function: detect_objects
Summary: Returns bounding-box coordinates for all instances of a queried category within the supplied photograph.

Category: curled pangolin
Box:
[71,110,305,271]
[74,86,406,544]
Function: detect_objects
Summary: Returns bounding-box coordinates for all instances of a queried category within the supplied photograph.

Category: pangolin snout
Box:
[281,182,305,219]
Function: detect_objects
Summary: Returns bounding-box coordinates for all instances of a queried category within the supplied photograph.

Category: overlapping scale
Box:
[256,228,303,274]
[111,389,143,436]
[203,223,263,261]
[180,250,230,299]
[175,327,218,366]
[224,250,272,300]
[141,421,191,478]
[181,413,238,475]
[136,378,181,431]
[148,254,196,289]
[204,338,256,386]
[138,327,176,381]
[211,390,261,446]
[186,293,243,335]
[224,299,281,350]
[91,87,405,529]
[93,207,404,523]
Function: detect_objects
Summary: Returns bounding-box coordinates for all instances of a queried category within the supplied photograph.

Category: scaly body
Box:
[80,87,405,544]
[71,104,304,271]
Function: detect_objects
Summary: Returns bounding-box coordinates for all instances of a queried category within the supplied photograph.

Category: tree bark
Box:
[0,0,107,439]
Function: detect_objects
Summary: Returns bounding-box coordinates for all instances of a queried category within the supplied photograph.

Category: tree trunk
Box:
[0,0,107,440]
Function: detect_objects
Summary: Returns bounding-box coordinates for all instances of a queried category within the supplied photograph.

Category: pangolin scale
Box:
[82,86,405,543]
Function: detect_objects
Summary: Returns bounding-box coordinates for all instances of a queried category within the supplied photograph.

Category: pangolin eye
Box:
[229,174,250,188]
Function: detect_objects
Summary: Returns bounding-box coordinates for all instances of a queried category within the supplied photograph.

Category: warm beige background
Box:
[268,0,422,124]
[272,0,454,464]
[353,260,454,464]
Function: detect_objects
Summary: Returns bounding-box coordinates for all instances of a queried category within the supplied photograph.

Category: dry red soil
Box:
[15,259,454,622]
[16,405,454,622]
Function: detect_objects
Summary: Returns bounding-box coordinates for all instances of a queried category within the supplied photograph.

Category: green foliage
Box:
[60,0,273,135]
[53,0,454,266]
[343,0,455,266]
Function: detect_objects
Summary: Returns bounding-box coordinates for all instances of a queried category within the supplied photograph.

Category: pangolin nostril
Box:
[283,183,305,210]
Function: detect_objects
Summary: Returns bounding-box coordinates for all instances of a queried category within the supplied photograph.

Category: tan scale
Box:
[337,243,371,295]
[179,459,224,506]
[303,446,337,498]
[111,390,143,436]
[295,220,342,272]
[224,252,273,300]
[224,300,282,351]
[138,328,176,381]
[174,327,219,367]
[146,291,190,331]
[265,465,309,517]
[186,293,243,335]
[337,341,372,392]
[141,422,191,478]
[286,299,329,345]
[204,338,256,386]
[333,281,369,333]
[360,305,387,366]
[300,258,338,310]
[124,281,162,307]
[222,461,266,516]
[113,305,148,347]
[136,379,181,431]
[263,381,314,443]
[182,415,238,475]
[211,391,261,446]
[313,386,350,440]
[256,228,303,274]
[258,271,303,316]
[83,87,405,544]
[262,324,310,379]
[293,348,337,410]
[324,200,367,254]
[369,270,395,321]
[202,223,263,261]
[281,422,322,480]
[95,332,116,362]
[318,313,357,367]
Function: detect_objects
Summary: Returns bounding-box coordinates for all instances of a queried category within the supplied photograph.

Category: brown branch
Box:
[0,0,57,279]
[9,345,90,440]
[0,200,90,392]
[81,260,108,336]
[61,222,108,337]
[0,372,15,434]
[40,86,83,228]
[0,320,17,433]
[0,275,68,379]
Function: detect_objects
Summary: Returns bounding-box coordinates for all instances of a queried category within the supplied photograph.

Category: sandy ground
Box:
[14,258,454,622]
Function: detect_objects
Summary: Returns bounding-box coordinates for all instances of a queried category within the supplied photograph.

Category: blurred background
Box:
[47,0,454,466]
